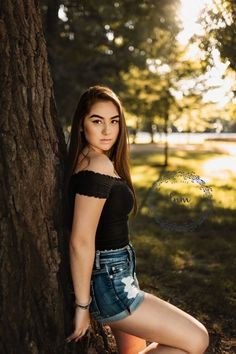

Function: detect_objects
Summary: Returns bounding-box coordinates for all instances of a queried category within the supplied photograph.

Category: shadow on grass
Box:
[131,146,222,167]
[129,147,236,354]
[131,206,236,353]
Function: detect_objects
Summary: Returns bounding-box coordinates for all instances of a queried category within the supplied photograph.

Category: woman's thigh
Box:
[108,292,209,354]
[110,327,147,354]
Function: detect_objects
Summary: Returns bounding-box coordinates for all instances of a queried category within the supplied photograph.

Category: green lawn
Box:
[129,143,236,354]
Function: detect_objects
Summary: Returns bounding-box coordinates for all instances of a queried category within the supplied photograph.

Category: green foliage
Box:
[199,0,236,71]
[41,0,235,135]
[41,0,181,124]
[119,44,211,134]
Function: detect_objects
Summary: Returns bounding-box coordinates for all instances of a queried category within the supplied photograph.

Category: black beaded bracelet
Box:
[75,296,92,310]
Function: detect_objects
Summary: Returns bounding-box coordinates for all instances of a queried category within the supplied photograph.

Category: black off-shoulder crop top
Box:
[68,170,134,250]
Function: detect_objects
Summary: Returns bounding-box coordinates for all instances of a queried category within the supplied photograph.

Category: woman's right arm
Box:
[66,155,115,342]
[66,195,107,343]
[69,193,107,306]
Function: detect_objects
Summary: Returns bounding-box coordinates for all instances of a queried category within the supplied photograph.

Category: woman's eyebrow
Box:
[88,114,120,119]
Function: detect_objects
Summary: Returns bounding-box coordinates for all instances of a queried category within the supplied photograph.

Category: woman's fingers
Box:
[66,327,90,343]
[66,332,81,342]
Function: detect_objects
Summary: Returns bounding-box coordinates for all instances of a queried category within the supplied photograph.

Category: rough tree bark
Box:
[0,1,113,353]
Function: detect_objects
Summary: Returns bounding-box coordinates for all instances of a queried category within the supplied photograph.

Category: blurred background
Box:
[40,0,236,143]
[39,1,236,352]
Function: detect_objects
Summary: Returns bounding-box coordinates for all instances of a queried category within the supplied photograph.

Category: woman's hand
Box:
[66,308,91,343]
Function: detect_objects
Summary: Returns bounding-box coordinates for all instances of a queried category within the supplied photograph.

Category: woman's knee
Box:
[188,324,209,354]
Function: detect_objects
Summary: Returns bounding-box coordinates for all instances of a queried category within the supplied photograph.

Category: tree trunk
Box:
[0,1,113,353]
[163,111,169,167]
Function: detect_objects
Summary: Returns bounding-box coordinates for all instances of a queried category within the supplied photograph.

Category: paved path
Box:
[130,141,236,181]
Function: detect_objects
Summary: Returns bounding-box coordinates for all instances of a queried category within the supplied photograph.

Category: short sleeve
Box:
[73,170,116,199]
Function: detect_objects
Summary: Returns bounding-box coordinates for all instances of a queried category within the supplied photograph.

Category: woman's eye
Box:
[92,120,119,124]
[92,120,102,124]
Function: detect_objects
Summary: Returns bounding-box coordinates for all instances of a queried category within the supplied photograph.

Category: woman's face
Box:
[82,100,120,154]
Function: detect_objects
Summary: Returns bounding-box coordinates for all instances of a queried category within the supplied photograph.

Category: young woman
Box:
[64,86,209,354]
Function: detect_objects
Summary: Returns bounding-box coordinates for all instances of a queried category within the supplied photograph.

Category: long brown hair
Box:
[63,85,138,230]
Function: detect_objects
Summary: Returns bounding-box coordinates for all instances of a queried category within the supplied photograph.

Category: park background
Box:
[0,0,236,353]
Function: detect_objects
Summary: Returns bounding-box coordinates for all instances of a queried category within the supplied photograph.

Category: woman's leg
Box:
[110,328,190,354]
[110,327,147,354]
[139,344,188,353]
[108,292,209,354]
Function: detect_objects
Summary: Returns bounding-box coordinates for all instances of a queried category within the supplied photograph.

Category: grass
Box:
[129,142,236,354]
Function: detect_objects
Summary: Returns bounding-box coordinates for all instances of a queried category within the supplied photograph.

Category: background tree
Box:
[119,39,209,164]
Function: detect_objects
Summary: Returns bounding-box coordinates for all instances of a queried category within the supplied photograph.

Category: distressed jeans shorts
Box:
[89,242,145,324]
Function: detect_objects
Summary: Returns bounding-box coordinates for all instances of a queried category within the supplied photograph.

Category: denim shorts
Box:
[89,242,145,324]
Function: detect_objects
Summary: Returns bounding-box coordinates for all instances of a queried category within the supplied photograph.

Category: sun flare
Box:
[177,0,214,45]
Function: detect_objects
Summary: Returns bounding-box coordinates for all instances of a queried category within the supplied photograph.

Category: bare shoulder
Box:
[86,153,114,176]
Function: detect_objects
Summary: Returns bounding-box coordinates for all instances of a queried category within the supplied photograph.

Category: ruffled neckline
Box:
[72,169,123,181]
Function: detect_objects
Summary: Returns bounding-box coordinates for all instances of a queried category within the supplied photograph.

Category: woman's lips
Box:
[100,139,112,143]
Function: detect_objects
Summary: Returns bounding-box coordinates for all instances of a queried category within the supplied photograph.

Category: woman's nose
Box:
[102,124,111,134]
